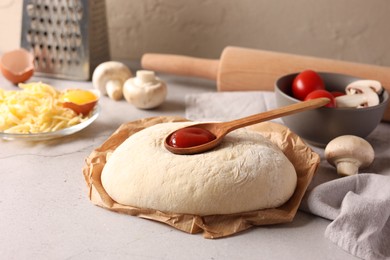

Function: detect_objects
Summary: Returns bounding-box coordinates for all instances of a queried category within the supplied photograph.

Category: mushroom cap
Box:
[346,80,382,94]
[92,61,132,95]
[325,135,375,169]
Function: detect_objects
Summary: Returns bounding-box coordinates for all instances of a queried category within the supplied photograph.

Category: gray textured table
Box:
[0,68,366,259]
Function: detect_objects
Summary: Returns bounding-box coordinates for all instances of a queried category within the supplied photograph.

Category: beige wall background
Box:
[1,0,389,66]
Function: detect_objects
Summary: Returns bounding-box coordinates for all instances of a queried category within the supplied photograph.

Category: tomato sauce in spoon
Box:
[167,127,216,148]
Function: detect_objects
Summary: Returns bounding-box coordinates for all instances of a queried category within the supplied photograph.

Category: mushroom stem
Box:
[334,159,360,176]
[136,70,157,84]
[92,61,132,101]
[106,79,123,101]
[335,94,368,108]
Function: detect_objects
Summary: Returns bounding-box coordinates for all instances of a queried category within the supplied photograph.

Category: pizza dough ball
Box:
[101,122,297,216]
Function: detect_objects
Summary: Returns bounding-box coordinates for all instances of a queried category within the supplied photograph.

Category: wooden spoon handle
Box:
[221,98,330,133]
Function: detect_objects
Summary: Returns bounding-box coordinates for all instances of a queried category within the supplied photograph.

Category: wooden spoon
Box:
[165,98,330,155]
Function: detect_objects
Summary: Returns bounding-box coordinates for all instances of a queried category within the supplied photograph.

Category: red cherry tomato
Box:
[292,70,325,100]
[330,91,345,98]
[168,127,216,148]
[304,89,336,108]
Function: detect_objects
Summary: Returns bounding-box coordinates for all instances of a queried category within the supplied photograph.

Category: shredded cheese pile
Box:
[0,82,88,134]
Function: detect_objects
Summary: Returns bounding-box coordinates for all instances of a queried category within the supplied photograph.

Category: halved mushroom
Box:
[346,80,382,94]
[335,80,382,108]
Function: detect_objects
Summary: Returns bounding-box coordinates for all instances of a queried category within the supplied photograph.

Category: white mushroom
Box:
[346,80,382,94]
[324,135,375,176]
[123,70,167,109]
[335,94,369,108]
[92,61,132,101]
[335,80,382,108]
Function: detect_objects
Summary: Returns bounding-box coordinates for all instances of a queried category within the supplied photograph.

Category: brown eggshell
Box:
[63,101,97,116]
[0,49,34,85]
[62,89,100,116]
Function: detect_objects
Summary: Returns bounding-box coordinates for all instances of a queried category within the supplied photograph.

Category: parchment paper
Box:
[83,116,320,239]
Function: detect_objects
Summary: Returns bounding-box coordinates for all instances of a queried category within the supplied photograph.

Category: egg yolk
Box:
[61,89,97,105]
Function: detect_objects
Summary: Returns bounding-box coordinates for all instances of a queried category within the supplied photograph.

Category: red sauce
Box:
[168,127,216,148]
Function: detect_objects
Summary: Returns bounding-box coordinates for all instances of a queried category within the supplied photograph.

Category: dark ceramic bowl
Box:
[274,72,389,147]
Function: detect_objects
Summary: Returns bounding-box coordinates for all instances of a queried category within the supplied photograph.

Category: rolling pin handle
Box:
[141,53,219,81]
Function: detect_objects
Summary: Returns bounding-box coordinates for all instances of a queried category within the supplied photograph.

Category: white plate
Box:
[0,105,100,141]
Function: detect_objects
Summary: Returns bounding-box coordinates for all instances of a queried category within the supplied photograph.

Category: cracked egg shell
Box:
[0,49,34,85]
[61,89,100,116]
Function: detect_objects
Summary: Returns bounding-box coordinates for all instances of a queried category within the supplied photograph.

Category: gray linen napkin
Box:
[302,174,390,260]
[185,91,390,260]
[186,91,282,123]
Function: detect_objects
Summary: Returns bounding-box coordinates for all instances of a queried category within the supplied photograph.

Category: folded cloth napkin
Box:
[185,91,390,260]
[302,174,390,260]
[186,91,282,123]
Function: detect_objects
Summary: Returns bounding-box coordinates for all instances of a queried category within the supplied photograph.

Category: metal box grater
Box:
[20,0,110,80]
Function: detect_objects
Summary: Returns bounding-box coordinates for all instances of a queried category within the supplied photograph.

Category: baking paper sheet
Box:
[83,116,320,238]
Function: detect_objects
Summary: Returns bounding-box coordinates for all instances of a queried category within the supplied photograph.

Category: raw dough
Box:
[101,122,297,216]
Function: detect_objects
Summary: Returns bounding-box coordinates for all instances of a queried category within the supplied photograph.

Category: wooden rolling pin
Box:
[141,46,390,121]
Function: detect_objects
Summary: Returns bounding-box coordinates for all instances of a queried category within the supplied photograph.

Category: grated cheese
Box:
[0,82,89,134]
